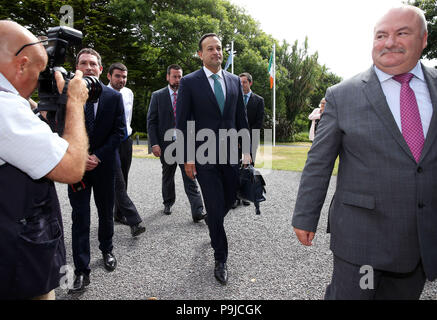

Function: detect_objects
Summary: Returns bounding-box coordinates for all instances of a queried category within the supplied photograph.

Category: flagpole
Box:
[273,43,276,147]
[231,40,234,74]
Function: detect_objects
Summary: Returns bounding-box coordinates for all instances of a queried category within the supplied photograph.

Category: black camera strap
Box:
[54,79,69,136]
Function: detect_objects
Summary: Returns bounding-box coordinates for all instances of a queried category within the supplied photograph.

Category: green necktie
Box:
[244,94,249,106]
[211,73,225,114]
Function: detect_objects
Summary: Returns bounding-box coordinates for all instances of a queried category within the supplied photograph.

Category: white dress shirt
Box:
[203,66,226,100]
[108,84,134,137]
[374,62,433,137]
[0,72,68,179]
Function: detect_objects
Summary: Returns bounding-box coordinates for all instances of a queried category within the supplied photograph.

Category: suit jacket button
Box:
[418,203,424,209]
[417,167,423,173]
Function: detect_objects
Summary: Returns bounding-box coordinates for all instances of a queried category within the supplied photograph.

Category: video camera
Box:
[37,26,102,135]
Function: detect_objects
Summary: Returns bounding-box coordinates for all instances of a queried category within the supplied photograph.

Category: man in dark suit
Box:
[233,72,265,209]
[240,72,265,163]
[68,48,126,293]
[292,6,437,299]
[107,62,146,237]
[176,34,251,285]
[147,64,205,222]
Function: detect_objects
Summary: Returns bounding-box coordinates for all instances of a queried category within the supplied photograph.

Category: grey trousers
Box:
[160,157,203,216]
[325,255,427,300]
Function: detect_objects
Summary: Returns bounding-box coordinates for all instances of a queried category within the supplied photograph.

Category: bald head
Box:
[372,5,428,75]
[0,20,47,98]
[0,20,45,62]
[374,6,427,36]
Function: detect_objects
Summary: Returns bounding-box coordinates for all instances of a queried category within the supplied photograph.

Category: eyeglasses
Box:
[15,36,48,56]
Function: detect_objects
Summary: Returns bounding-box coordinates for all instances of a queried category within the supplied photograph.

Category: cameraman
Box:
[0,20,88,299]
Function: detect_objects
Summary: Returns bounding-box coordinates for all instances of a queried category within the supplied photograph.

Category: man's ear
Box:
[15,55,30,75]
[107,73,111,81]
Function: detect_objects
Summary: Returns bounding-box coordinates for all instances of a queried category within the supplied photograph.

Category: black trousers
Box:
[195,164,239,263]
[114,138,142,226]
[325,255,427,300]
[68,166,115,276]
[160,156,203,216]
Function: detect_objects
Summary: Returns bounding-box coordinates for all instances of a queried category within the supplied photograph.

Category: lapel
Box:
[222,70,232,115]
[197,68,222,117]
[361,67,415,162]
[419,63,437,162]
[161,87,174,116]
[94,82,106,124]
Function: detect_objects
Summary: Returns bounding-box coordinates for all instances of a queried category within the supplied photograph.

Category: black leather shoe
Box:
[68,273,90,294]
[242,200,250,206]
[214,261,228,285]
[103,252,117,272]
[131,222,146,237]
[114,214,128,225]
[192,211,206,223]
[231,199,241,209]
[163,205,172,215]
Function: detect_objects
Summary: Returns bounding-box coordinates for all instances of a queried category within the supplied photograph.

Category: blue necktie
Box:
[85,101,95,136]
[211,74,225,114]
[244,94,249,106]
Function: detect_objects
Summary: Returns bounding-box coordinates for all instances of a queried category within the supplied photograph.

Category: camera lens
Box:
[82,76,102,103]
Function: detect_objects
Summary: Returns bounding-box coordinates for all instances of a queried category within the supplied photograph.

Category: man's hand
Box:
[86,154,100,171]
[45,71,89,184]
[242,153,252,168]
[152,145,161,157]
[184,162,197,180]
[54,69,88,106]
[293,227,315,246]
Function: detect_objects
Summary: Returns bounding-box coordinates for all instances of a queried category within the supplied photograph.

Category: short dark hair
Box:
[167,64,182,75]
[76,48,102,67]
[198,33,218,51]
[239,72,253,83]
[108,62,127,75]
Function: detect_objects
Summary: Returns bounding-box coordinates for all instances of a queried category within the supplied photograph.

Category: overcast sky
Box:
[230,0,437,80]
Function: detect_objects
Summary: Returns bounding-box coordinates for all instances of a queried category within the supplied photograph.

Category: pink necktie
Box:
[172,91,177,123]
[392,73,424,163]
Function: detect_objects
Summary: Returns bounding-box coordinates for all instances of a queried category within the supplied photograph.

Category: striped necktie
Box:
[172,91,177,125]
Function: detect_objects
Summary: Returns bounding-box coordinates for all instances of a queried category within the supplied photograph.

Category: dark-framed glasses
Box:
[15,36,48,56]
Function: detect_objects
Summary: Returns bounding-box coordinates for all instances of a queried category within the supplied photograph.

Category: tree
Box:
[1,0,342,138]
[411,0,437,60]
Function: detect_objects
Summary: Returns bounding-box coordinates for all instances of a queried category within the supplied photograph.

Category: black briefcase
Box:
[237,165,266,214]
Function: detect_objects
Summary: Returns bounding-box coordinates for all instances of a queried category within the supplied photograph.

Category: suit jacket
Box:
[147,86,176,153]
[246,92,265,130]
[176,68,249,164]
[292,63,437,281]
[88,83,126,171]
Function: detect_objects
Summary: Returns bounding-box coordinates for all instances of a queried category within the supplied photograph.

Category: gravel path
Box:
[54,157,436,300]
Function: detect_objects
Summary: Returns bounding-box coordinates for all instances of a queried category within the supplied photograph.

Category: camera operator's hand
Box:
[54,70,88,105]
[45,71,89,184]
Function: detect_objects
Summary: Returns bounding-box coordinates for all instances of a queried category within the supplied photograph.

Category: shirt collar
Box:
[0,72,19,95]
[168,85,178,95]
[203,66,223,79]
[374,61,425,83]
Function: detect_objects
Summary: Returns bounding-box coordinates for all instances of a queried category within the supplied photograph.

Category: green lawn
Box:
[133,144,339,175]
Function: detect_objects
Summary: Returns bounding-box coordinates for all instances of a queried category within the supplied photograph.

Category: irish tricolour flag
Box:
[268,50,274,89]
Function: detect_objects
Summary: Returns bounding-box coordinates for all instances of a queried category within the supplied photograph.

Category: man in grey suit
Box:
[292,5,437,300]
[147,64,205,222]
